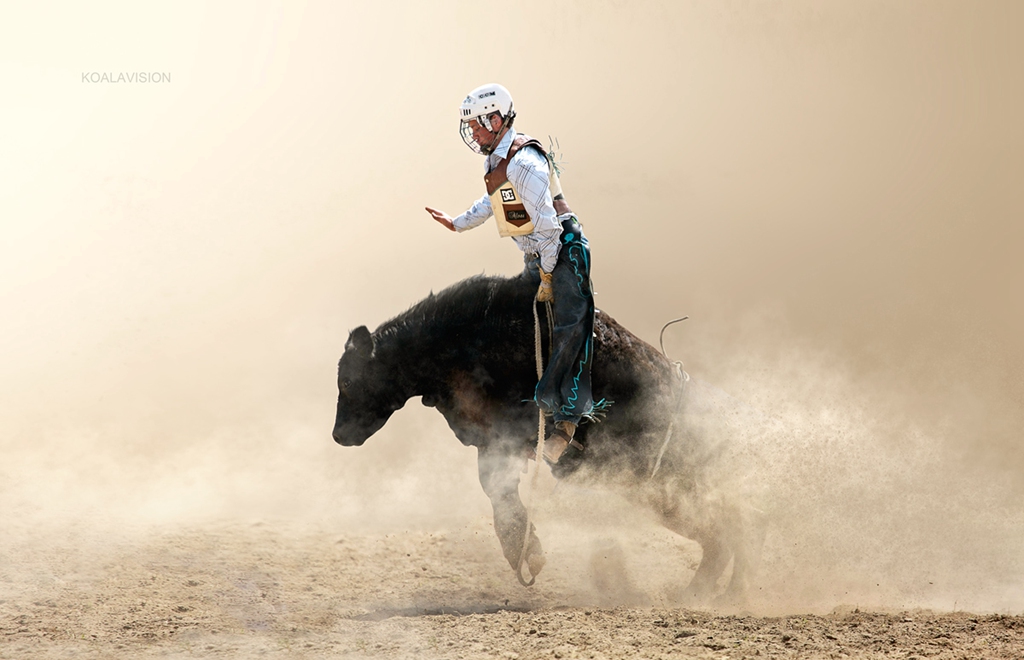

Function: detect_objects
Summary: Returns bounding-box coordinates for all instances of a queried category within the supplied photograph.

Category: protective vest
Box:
[484,134,573,239]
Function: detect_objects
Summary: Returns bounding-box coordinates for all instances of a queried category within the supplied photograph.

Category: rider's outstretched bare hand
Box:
[425,206,456,232]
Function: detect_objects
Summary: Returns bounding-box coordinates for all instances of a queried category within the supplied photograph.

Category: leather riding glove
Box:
[536,269,554,302]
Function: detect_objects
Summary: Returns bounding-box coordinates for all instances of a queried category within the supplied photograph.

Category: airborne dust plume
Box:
[1,0,1022,618]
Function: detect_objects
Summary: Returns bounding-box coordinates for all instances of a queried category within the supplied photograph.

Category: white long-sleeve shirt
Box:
[451,129,563,273]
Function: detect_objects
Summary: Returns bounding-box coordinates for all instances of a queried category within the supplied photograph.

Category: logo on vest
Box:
[506,210,528,224]
[500,189,517,203]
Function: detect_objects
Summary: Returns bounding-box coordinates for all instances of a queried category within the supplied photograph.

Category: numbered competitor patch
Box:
[500,189,517,203]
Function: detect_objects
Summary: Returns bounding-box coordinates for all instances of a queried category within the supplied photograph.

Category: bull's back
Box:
[590,310,679,427]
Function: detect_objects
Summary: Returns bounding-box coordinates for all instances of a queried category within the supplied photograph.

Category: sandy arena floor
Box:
[3,516,1022,660]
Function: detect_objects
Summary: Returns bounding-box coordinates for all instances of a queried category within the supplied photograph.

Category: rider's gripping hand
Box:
[537,269,554,302]
[425,206,456,232]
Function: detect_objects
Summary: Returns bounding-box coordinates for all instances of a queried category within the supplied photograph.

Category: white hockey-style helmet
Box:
[459,83,516,155]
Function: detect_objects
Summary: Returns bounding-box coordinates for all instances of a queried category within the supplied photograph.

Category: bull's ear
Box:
[345,326,374,356]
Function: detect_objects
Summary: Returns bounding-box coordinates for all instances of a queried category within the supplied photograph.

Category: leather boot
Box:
[542,420,577,464]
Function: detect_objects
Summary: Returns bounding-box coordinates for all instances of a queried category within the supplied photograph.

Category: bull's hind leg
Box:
[661,500,767,605]
[476,444,545,581]
[659,507,732,602]
[651,481,764,604]
[719,503,768,604]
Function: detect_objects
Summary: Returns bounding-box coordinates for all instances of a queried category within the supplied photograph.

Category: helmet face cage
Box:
[459,111,514,155]
[459,114,494,155]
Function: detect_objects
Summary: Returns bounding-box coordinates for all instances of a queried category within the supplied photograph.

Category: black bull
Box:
[333,273,766,602]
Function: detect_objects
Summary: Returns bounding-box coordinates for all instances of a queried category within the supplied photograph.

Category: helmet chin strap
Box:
[480,112,514,155]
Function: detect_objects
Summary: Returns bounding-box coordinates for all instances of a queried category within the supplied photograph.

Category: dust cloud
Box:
[1,0,1022,619]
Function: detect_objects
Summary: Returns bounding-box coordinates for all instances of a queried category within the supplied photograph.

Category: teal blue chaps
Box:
[524,216,594,425]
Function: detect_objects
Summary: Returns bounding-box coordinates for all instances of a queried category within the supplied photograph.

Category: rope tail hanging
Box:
[651,316,690,480]
[659,316,689,358]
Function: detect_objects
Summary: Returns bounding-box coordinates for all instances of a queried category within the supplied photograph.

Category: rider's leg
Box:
[535,216,595,463]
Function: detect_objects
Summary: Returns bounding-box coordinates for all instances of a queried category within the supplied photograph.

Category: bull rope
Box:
[515,297,552,587]
[650,317,690,480]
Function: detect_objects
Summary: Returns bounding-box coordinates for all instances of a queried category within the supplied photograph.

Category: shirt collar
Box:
[490,127,517,160]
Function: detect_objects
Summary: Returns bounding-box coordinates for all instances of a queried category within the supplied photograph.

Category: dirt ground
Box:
[3,517,1022,660]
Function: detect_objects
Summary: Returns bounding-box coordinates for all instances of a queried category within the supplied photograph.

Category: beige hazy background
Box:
[1,1,1022,613]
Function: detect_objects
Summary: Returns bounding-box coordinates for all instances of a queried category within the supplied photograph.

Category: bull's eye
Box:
[340,379,352,392]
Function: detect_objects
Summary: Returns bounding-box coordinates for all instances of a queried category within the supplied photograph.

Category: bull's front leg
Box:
[477,443,545,581]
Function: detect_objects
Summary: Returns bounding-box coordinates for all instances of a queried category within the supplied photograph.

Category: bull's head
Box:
[332,326,408,446]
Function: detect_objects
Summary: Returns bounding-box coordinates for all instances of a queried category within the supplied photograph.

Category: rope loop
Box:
[650,316,691,479]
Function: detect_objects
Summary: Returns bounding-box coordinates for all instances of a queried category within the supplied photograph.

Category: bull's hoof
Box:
[668,576,717,605]
[712,583,750,611]
[667,585,710,606]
